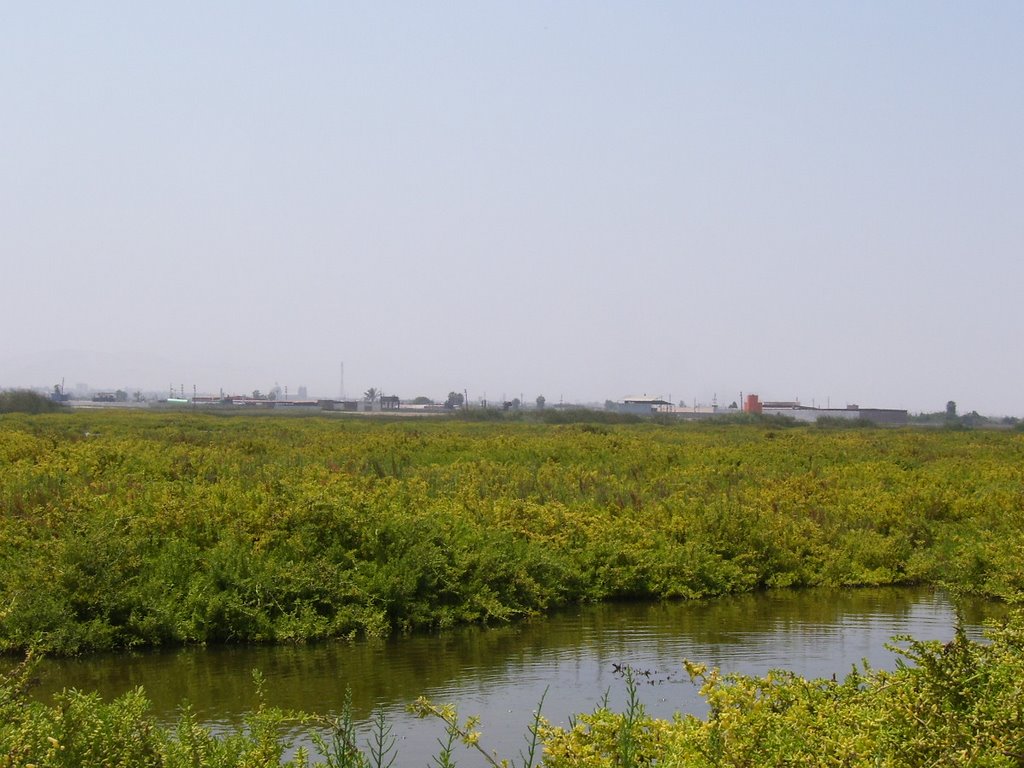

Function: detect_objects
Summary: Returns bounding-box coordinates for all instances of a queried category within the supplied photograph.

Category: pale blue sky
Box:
[2,3,1022,413]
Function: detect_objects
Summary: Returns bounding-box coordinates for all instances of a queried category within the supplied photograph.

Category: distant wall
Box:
[858,409,909,425]
[762,407,908,424]
[615,402,656,415]
[762,408,858,423]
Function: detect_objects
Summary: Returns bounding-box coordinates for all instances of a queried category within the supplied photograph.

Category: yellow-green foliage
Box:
[2,412,1023,654]
[540,615,1024,767]
[0,661,319,768]
[6,617,1020,768]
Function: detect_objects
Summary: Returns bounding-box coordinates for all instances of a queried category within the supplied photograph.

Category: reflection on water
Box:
[27,588,1003,766]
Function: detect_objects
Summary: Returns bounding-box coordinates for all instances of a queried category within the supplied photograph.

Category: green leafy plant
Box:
[3,413,1024,655]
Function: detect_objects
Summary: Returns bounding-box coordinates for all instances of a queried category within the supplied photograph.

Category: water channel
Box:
[29,587,1002,765]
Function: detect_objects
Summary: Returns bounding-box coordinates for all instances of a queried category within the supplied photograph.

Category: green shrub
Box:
[0,389,64,414]
[2,413,1024,654]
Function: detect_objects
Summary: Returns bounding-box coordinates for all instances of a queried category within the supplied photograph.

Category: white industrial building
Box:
[610,394,908,424]
[756,399,909,425]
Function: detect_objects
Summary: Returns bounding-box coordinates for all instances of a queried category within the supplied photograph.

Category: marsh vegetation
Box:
[2,412,1022,765]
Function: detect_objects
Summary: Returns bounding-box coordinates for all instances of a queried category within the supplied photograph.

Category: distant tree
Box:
[511,397,521,409]
[132,391,143,402]
[269,385,282,401]
[961,410,987,428]
[444,391,464,409]
[252,390,263,400]
[412,396,433,405]
[115,390,128,402]
[946,400,958,419]
[536,394,546,410]
[0,389,64,414]
[729,401,739,409]
[364,387,379,404]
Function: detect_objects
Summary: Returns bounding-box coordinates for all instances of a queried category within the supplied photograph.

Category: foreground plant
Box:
[311,690,396,768]
[410,688,546,768]
[4,616,1024,766]
[541,614,1024,767]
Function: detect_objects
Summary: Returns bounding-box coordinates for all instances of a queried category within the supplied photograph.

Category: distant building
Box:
[380,395,400,410]
[760,404,857,423]
[747,394,908,425]
[320,399,359,411]
[851,408,910,425]
[615,396,673,415]
[610,392,908,424]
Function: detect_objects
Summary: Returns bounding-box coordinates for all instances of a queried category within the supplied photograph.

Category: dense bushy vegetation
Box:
[0,658,343,767]
[0,390,63,415]
[4,411,1024,766]
[2,412,1023,655]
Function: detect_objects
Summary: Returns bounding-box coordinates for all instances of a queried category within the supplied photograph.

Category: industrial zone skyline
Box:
[3,361,1000,421]
[2,340,1014,420]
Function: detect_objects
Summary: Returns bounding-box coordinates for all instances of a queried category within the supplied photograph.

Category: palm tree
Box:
[363,387,378,404]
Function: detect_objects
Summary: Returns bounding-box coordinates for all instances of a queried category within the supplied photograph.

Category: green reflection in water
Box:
[24,587,1004,764]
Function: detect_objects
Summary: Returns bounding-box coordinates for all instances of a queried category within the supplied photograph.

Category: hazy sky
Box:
[3,3,1022,413]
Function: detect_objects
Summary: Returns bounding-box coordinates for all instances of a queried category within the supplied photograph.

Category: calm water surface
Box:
[30,588,1001,765]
